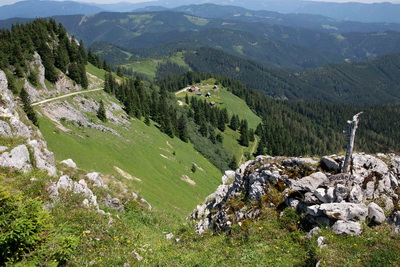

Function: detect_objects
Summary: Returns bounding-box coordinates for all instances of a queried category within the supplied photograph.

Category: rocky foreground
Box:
[190,153,400,236]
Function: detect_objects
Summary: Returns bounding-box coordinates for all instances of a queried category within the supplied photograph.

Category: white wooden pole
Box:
[342,112,363,174]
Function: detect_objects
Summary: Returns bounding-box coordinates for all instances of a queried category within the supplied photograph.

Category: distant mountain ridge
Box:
[0,0,104,19]
[95,0,400,24]
[2,0,400,25]
[46,10,400,71]
[171,4,400,33]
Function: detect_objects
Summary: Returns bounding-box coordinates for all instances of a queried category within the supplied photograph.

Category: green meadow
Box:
[37,90,222,217]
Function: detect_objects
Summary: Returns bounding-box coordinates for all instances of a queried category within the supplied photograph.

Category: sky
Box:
[1,0,399,6]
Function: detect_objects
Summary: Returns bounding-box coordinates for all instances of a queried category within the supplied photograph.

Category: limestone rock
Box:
[57,175,74,190]
[389,211,400,233]
[289,172,328,192]
[365,181,375,200]
[307,205,323,217]
[0,144,32,172]
[104,194,124,212]
[306,226,321,239]
[0,120,12,137]
[87,172,108,189]
[321,156,340,172]
[332,220,362,235]
[0,146,7,152]
[319,203,368,221]
[28,139,57,176]
[349,184,363,203]
[30,52,46,89]
[24,80,41,103]
[304,192,320,205]
[352,153,388,184]
[326,187,335,202]
[324,173,353,188]
[61,158,77,169]
[367,202,386,224]
[55,73,80,94]
[0,71,18,119]
[46,181,59,199]
[317,236,327,248]
[222,170,236,185]
[10,118,31,138]
[334,184,349,202]
[314,188,329,203]
[391,157,400,174]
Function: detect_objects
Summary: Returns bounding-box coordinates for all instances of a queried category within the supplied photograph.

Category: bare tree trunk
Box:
[342,112,363,174]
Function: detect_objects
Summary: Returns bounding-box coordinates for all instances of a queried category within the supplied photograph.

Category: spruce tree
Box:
[249,128,255,142]
[177,115,189,142]
[239,119,249,147]
[97,100,107,122]
[216,133,223,143]
[228,156,237,170]
[20,88,38,126]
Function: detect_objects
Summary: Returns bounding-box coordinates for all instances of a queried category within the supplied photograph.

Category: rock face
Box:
[28,139,57,176]
[189,154,400,236]
[0,145,32,172]
[0,70,57,176]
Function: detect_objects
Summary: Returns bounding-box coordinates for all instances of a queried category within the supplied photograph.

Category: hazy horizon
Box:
[1,0,400,6]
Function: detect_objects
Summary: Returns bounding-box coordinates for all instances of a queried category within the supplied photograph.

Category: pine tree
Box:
[144,114,150,126]
[209,131,216,144]
[239,119,249,147]
[79,63,88,89]
[216,133,223,143]
[249,128,255,142]
[97,100,107,122]
[116,66,123,77]
[177,115,189,142]
[20,88,38,126]
[228,156,237,170]
[255,139,266,156]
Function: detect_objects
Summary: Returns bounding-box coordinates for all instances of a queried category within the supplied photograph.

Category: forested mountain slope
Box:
[182,47,400,105]
[49,11,400,71]
[173,3,400,33]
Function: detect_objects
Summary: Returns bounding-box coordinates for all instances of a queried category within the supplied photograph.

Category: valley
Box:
[1,1,400,265]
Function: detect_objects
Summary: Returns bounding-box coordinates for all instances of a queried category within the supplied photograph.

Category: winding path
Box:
[31,88,103,106]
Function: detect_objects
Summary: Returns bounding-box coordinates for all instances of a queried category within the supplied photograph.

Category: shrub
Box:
[0,184,52,264]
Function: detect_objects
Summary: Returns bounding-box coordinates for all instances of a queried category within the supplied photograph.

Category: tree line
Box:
[157,71,400,156]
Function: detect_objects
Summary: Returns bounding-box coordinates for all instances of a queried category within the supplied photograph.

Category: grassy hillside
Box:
[120,52,190,80]
[37,89,222,217]
[175,79,262,163]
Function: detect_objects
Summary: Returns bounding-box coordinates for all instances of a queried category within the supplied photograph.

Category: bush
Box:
[0,184,52,264]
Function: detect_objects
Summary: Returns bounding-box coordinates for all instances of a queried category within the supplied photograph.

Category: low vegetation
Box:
[2,166,400,266]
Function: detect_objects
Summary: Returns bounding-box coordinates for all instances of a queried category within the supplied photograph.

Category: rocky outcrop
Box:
[49,175,104,213]
[24,80,41,103]
[0,70,56,175]
[189,153,400,236]
[41,100,122,136]
[0,145,32,172]
[28,139,57,176]
[87,172,108,189]
[61,158,77,169]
